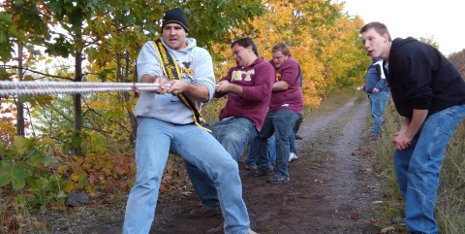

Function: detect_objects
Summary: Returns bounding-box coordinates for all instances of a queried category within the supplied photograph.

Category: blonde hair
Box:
[272,43,291,56]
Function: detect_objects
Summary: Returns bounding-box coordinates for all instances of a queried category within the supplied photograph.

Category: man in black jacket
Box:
[360,22,465,234]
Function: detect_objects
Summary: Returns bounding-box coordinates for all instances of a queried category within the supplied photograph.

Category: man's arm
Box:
[272,81,289,92]
[168,79,210,102]
[392,109,428,150]
[140,74,169,94]
[373,79,387,93]
[215,80,243,97]
[273,59,299,92]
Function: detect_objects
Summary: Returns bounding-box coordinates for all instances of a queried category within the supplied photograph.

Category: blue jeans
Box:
[244,135,276,166]
[289,133,297,154]
[368,91,389,136]
[123,118,250,234]
[184,117,257,208]
[256,110,301,178]
[393,104,465,234]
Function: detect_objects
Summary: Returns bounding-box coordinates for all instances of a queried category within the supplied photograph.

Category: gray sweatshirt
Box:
[135,38,216,124]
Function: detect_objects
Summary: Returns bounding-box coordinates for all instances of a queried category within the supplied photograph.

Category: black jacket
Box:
[388,37,465,118]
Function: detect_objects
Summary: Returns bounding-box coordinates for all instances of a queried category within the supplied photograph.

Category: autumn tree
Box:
[0,0,49,136]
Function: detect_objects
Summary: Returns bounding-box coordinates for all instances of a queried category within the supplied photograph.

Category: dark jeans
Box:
[255,110,301,178]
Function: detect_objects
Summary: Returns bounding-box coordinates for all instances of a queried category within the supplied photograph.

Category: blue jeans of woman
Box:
[123,117,250,234]
[244,134,276,166]
[184,117,257,208]
[256,110,301,178]
[368,91,389,136]
[393,104,465,234]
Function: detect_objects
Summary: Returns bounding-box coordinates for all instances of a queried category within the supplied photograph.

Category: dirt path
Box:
[237,97,381,234]
[151,97,383,234]
[41,97,385,234]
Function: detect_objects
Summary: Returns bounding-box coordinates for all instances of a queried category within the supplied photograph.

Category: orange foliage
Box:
[212,0,368,107]
[0,99,17,146]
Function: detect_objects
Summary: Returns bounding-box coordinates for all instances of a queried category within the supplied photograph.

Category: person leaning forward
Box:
[122,7,256,234]
[183,37,274,221]
[253,42,304,184]
[360,21,465,234]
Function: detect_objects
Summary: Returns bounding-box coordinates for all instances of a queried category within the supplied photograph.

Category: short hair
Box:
[231,38,259,56]
[272,42,291,56]
[360,22,392,41]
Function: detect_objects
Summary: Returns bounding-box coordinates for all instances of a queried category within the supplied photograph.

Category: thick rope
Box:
[0,81,162,96]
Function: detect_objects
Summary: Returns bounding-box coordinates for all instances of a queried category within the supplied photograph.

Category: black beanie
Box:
[162,8,189,33]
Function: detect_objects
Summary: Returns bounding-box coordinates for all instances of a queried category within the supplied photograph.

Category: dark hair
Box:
[231,38,259,56]
[272,42,291,56]
[360,22,391,41]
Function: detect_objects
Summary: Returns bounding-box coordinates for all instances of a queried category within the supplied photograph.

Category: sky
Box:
[341,0,465,56]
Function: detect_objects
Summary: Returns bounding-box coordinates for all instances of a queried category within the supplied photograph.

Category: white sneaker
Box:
[289,152,298,162]
[247,229,259,234]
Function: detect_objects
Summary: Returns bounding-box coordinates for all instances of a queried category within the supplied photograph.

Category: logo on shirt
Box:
[231,69,255,82]
[275,73,282,82]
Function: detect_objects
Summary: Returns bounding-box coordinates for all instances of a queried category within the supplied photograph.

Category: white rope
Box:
[0,81,163,96]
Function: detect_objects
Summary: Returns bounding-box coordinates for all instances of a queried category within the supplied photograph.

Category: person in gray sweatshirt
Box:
[122,8,255,234]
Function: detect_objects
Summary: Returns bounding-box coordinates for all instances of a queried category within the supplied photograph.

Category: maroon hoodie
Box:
[215,57,274,130]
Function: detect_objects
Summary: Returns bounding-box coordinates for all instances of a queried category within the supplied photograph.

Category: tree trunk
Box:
[117,52,137,145]
[124,51,137,144]
[73,49,83,155]
[16,43,25,136]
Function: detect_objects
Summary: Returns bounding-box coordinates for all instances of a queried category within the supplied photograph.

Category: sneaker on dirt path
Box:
[288,152,298,162]
[205,222,258,234]
[249,168,274,177]
[189,205,221,217]
[267,175,290,184]
[244,163,258,171]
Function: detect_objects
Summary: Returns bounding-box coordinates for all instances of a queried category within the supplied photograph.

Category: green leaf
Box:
[12,165,32,190]
[91,135,106,154]
[26,149,51,166]
[13,136,29,155]
[0,144,5,157]
[40,137,56,145]
[0,164,11,187]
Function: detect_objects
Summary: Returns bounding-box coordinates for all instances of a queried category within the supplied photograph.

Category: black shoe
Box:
[189,205,221,218]
[249,168,274,177]
[267,175,290,184]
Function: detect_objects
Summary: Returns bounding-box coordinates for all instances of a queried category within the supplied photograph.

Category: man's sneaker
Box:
[205,221,223,233]
[244,163,258,171]
[267,175,290,184]
[249,167,274,177]
[189,205,221,217]
[206,223,258,234]
[288,152,298,162]
[248,229,259,234]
